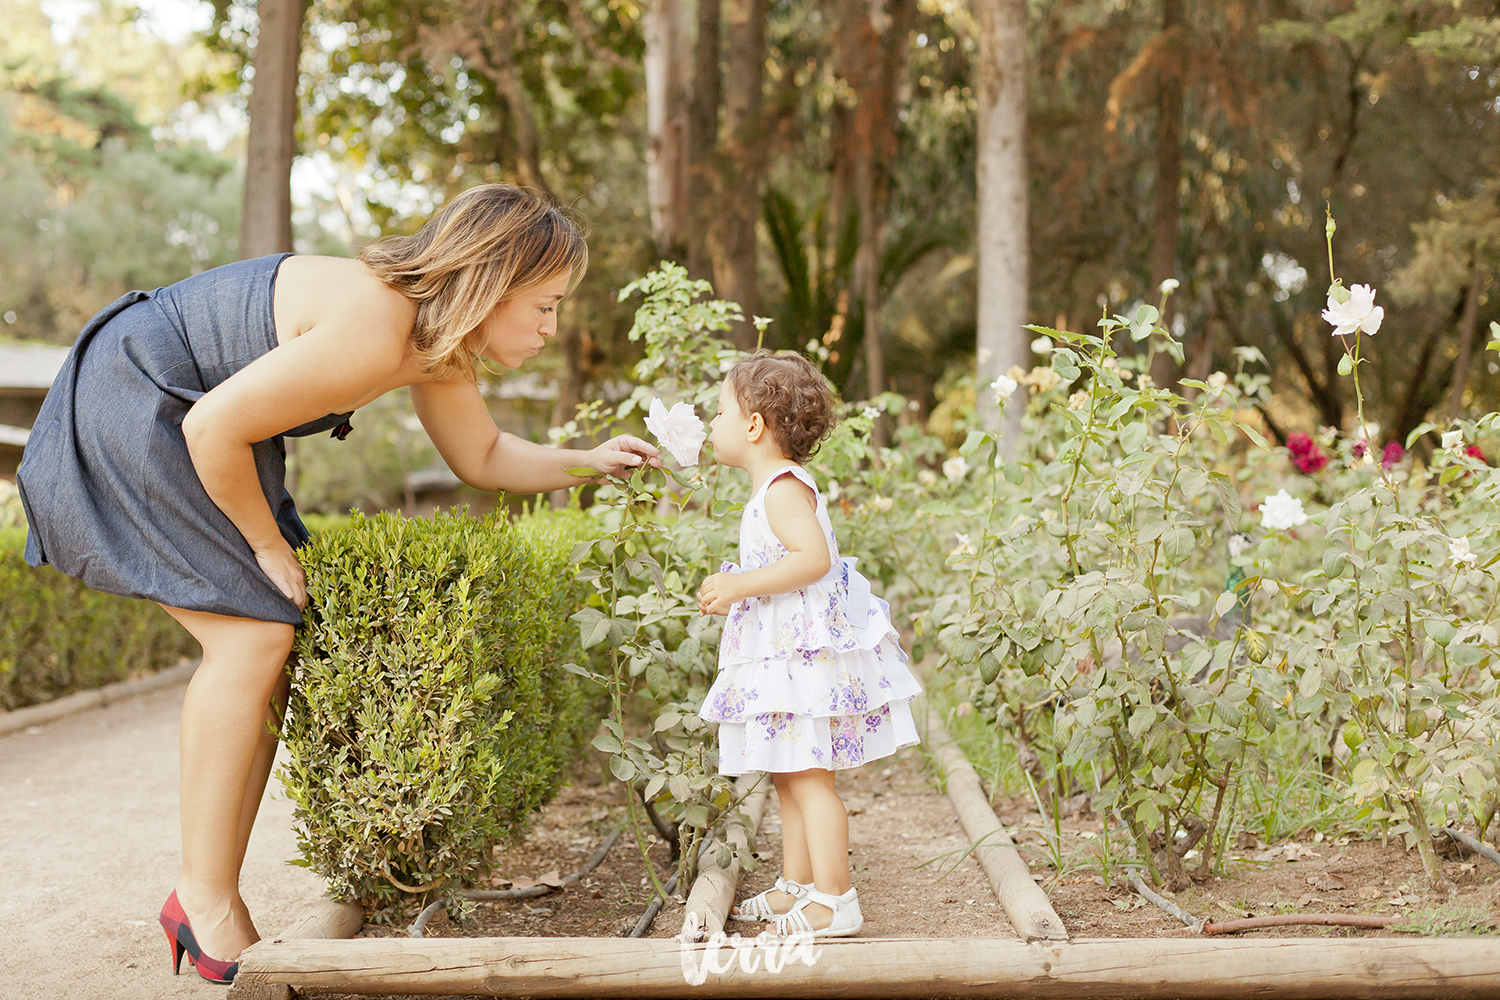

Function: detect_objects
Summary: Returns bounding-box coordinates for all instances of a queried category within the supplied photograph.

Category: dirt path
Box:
[0,681,325,1000]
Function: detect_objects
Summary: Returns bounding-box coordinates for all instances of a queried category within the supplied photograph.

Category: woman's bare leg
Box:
[163,605,294,962]
[235,672,291,872]
[780,767,849,929]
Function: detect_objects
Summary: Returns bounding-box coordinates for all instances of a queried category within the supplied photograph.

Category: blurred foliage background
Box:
[2,0,1498,512]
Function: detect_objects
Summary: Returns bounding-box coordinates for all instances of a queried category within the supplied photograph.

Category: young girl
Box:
[696,351,922,938]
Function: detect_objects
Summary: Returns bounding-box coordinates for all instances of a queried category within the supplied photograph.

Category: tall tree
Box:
[686,0,722,284]
[240,0,304,258]
[973,0,1029,450]
[1147,0,1185,390]
[717,0,768,347]
[644,0,691,258]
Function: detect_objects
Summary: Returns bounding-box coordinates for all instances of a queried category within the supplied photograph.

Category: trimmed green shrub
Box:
[0,526,199,711]
[279,508,604,920]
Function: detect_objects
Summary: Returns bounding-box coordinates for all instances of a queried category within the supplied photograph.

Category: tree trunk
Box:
[1447,263,1485,418]
[685,0,722,285]
[717,0,767,347]
[645,0,691,258]
[973,0,1030,455]
[240,0,305,259]
[487,13,547,193]
[1147,0,1185,392]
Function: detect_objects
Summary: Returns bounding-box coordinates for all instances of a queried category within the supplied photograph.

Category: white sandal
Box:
[770,887,863,938]
[729,877,812,921]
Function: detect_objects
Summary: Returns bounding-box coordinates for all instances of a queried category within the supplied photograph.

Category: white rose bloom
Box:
[862,406,882,421]
[917,469,938,488]
[1207,372,1229,389]
[1259,489,1308,531]
[643,397,706,467]
[943,456,969,481]
[1322,283,1384,338]
[1449,536,1477,566]
[1442,430,1464,451]
[827,479,841,500]
[990,374,1019,404]
[865,496,894,513]
[1159,278,1180,294]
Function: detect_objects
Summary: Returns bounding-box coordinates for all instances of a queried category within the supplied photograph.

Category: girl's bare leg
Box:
[780,767,849,929]
[163,605,294,962]
[762,772,811,913]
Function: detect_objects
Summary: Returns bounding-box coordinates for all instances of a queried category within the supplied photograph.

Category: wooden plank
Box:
[681,771,772,940]
[234,934,1500,998]
[922,701,1069,941]
[275,894,365,941]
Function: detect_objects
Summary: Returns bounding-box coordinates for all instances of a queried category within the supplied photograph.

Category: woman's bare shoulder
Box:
[274,255,415,345]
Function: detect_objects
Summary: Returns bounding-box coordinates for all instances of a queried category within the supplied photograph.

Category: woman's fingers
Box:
[256,548,308,609]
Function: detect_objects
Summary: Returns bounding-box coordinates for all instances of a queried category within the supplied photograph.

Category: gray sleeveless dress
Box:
[16,254,353,626]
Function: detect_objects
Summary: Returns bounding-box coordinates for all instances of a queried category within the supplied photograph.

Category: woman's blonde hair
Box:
[359,184,588,377]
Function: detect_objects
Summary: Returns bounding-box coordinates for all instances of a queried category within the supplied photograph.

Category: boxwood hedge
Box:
[278,508,604,920]
[0,526,200,711]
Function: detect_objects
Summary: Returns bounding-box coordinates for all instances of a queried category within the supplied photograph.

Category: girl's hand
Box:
[697,572,743,616]
[584,435,661,479]
[255,544,308,610]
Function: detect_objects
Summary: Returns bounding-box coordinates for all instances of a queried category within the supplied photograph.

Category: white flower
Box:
[644,397,706,467]
[1259,489,1308,531]
[861,405,881,421]
[949,532,977,557]
[1443,430,1464,451]
[1449,536,1477,566]
[917,469,938,488]
[943,456,969,481]
[990,374,1018,404]
[1207,372,1229,390]
[1030,335,1054,354]
[1159,278,1180,294]
[1322,284,1384,338]
[864,496,894,514]
[827,479,841,500]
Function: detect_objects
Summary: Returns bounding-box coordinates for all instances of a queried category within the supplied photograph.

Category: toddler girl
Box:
[696,351,922,937]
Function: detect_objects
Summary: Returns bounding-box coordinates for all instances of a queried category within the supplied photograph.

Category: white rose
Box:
[1159,278,1180,294]
[861,406,881,421]
[917,469,938,488]
[644,397,706,467]
[1322,283,1384,338]
[990,374,1018,404]
[1442,430,1464,451]
[943,456,969,481]
[1449,536,1477,566]
[1207,372,1229,389]
[864,495,894,513]
[1259,489,1308,531]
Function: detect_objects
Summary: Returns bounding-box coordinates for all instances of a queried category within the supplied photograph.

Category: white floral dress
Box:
[700,465,922,775]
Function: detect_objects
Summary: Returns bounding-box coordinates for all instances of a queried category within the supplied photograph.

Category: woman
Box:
[16,184,656,983]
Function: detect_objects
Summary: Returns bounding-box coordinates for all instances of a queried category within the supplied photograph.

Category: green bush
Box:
[278,507,604,920]
[0,526,200,712]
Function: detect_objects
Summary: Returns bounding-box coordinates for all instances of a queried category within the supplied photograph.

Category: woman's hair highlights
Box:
[725,350,839,464]
[359,184,588,378]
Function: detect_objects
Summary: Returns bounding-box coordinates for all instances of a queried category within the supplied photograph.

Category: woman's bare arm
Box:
[410,377,658,493]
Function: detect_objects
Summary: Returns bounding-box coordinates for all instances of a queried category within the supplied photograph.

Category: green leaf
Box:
[1161,526,1194,566]
[565,466,603,479]
[1209,473,1242,528]
[609,755,637,782]
[1004,464,1025,486]
[592,733,622,754]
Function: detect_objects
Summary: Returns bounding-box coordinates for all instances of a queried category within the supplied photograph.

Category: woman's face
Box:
[478,270,572,370]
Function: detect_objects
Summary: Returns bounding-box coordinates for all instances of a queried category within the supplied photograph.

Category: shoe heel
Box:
[165,930,186,975]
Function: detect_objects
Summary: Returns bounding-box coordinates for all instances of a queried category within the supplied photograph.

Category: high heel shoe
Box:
[159,890,239,985]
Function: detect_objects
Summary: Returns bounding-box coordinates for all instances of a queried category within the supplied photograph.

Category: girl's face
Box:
[709,379,750,468]
[477,270,571,370]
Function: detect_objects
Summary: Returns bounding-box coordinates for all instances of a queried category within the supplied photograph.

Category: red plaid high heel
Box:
[159,890,239,985]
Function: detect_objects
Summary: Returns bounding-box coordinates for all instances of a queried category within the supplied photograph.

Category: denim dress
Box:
[16,254,353,626]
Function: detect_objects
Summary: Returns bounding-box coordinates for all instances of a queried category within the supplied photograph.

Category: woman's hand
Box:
[255,544,308,610]
[697,572,743,616]
[585,435,661,479]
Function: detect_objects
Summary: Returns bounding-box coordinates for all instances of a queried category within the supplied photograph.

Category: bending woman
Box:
[16,184,656,984]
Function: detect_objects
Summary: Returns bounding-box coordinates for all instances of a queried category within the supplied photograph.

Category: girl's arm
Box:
[697,474,831,615]
[410,377,659,493]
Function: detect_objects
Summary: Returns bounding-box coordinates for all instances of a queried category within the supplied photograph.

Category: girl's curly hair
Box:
[724,350,839,464]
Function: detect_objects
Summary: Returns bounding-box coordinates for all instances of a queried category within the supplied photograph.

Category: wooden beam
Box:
[234,935,1500,997]
[922,702,1069,941]
[681,771,772,940]
[275,894,364,941]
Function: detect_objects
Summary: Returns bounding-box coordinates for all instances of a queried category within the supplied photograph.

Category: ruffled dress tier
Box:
[701,465,922,775]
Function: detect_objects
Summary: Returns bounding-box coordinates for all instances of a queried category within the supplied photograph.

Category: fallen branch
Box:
[1163,913,1401,936]
[1130,876,1203,930]
[1441,826,1500,869]
[408,828,622,937]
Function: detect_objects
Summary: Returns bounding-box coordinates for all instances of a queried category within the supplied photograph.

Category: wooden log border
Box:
[234,934,1500,998]
[921,699,1069,941]
[681,771,772,940]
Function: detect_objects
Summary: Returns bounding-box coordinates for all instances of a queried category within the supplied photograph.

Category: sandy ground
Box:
[0,681,325,1000]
